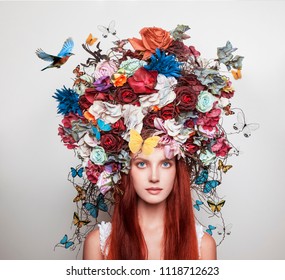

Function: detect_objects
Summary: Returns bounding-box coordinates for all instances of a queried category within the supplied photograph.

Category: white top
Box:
[98,221,204,258]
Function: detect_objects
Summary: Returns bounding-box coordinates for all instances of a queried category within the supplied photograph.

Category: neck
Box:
[137,199,166,229]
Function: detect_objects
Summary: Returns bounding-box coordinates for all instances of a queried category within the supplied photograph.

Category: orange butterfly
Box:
[86,33,97,46]
[129,129,160,155]
[231,69,242,80]
[73,185,86,202]
[73,212,90,228]
[223,103,235,116]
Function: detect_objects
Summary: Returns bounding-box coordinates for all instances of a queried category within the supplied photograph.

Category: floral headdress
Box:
[52,22,249,251]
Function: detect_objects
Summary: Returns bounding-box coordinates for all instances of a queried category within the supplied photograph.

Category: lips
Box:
[145,187,163,195]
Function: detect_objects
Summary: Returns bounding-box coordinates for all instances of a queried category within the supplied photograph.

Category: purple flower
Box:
[93,76,112,92]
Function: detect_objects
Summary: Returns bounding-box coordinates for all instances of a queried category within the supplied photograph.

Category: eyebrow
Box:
[132,157,175,162]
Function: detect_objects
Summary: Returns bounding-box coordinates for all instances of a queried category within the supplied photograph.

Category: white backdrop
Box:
[0,0,284,260]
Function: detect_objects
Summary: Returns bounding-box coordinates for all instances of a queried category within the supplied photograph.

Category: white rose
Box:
[88,101,122,124]
[121,105,144,141]
[155,74,177,107]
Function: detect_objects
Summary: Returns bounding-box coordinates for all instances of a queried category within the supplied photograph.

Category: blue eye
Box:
[162,161,171,168]
[137,162,146,168]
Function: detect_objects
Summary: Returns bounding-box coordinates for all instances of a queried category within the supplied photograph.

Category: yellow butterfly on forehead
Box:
[129,129,160,155]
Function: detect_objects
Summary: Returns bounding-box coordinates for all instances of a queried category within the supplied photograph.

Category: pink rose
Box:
[211,137,231,157]
[94,60,118,79]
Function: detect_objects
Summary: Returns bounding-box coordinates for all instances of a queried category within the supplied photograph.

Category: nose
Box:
[149,165,159,183]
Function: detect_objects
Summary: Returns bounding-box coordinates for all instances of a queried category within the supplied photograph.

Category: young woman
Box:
[53,24,242,259]
[83,146,217,260]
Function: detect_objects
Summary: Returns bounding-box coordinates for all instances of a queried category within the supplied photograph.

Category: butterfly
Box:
[218,159,233,173]
[193,200,204,211]
[60,234,74,249]
[231,69,242,80]
[86,33,97,46]
[129,129,160,155]
[73,185,86,202]
[233,111,260,137]
[73,212,90,228]
[71,167,84,178]
[194,170,220,193]
[207,200,225,212]
[91,119,111,140]
[73,65,84,78]
[223,103,235,116]
[205,225,216,236]
[111,39,129,53]
[217,223,233,235]
[83,193,108,219]
[98,20,116,38]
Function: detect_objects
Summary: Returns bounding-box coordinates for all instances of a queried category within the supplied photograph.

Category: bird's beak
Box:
[71,53,75,56]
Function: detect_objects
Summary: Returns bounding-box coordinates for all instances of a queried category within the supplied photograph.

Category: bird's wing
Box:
[36,49,59,62]
[57,37,74,57]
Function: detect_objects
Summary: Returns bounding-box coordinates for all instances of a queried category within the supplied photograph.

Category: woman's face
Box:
[130,147,176,205]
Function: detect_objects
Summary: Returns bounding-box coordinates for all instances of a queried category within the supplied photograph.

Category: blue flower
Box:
[53,86,82,116]
[144,48,181,78]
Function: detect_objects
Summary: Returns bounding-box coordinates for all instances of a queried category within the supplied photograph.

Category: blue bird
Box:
[36,37,74,71]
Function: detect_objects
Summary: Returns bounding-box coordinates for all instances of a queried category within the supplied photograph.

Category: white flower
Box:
[163,119,182,137]
[121,105,144,141]
[155,74,177,107]
[139,93,159,113]
[88,101,122,124]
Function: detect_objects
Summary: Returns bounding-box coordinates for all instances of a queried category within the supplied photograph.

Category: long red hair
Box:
[106,158,199,259]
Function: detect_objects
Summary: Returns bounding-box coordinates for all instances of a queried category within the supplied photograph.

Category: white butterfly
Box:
[98,21,116,38]
[233,111,259,137]
[216,223,233,236]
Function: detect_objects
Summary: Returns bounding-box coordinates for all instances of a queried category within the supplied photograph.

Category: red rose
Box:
[143,112,159,128]
[211,137,232,157]
[174,86,198,111]
[184,118,195,129]
[100,133,124,153]
[111,118,126,134]
[178,74,205,92]
[158,103,178,120]
[128,67,158,94]
[184,137,199,154]
[115,85,140,105]
[86,160,104,184]
[167,40,191,61]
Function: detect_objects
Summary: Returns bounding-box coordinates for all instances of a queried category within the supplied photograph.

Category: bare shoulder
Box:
[83,228,103,260]
[200,232,217,260]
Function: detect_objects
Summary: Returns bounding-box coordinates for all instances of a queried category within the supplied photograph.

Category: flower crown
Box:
[53,23,245,251]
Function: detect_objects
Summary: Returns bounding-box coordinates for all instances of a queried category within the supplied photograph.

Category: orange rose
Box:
[128,27,173,60]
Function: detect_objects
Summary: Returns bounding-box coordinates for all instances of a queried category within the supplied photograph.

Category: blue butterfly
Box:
[71,167,84,178]
[83,193,108,218]
[195,170,220,193]
[60,234,74,249]
[193,200,204,211]
[206,225,216,236]
[91,119,111,140]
